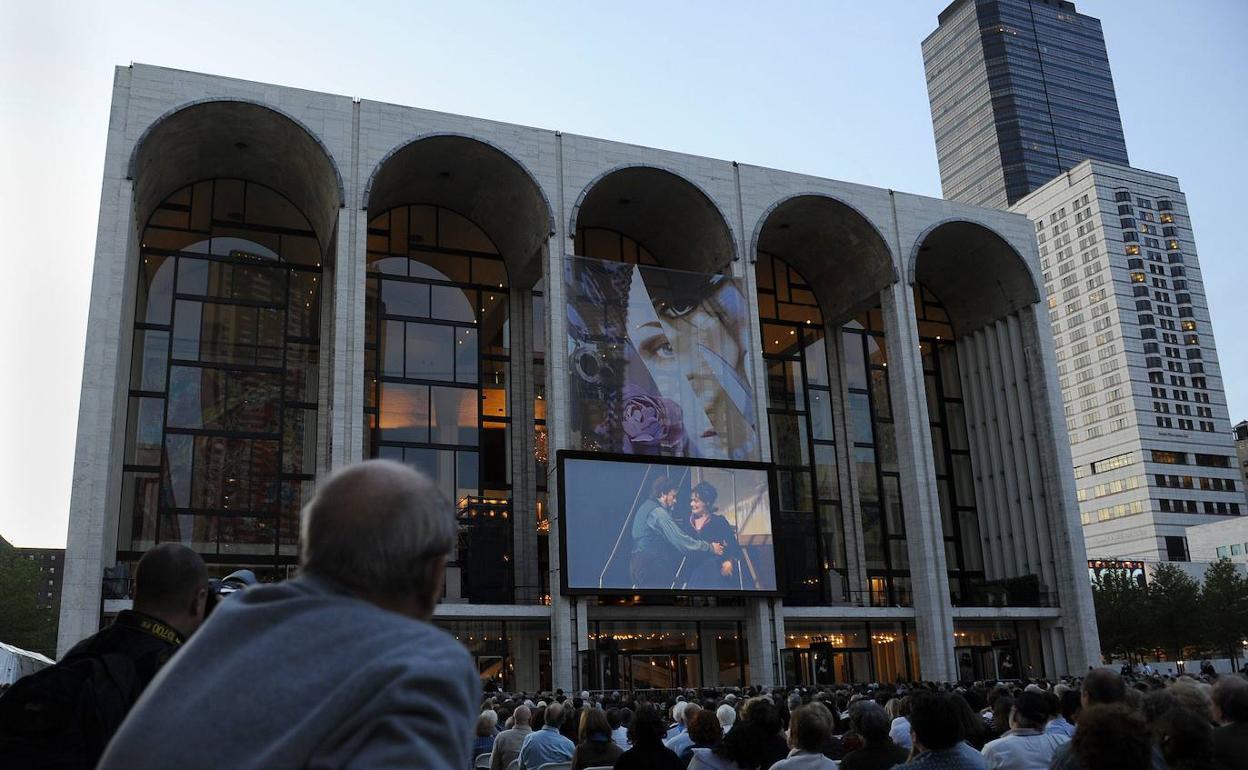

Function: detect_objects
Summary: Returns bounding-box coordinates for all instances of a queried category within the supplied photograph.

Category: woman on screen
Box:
[680,481,743,590]
[630,476,724,589]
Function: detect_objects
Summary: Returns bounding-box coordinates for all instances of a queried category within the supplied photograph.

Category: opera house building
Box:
[59,65,1098,691]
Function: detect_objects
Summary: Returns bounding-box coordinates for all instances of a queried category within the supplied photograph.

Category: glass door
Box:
[677,653,702,688]
[629,654,678,690]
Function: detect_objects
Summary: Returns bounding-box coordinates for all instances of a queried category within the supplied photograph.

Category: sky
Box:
[1,0,1245,548]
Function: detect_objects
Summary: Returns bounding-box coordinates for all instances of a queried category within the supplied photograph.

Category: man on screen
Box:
[629,476,723,588]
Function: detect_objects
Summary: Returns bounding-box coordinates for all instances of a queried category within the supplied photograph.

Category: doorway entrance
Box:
[781,643,872,685]
[955,643,1021,680]
[584,620,746,692]
[622,653,701,690]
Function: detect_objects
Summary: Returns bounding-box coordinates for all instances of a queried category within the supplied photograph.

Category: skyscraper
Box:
[923,0,1130,208]
[1012,161,1241,562]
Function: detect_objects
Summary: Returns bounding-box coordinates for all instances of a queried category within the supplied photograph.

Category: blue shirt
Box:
[1045,718,1076,738]
[473,733,496,757]
[518,725,575,770]
[664,730,695,759]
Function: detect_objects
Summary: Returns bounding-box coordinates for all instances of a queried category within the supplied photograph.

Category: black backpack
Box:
[0,650,143,770]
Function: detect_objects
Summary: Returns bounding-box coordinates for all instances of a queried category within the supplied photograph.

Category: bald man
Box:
[0,543,209,770]
[98,460,478,770]
[491,705,533,770]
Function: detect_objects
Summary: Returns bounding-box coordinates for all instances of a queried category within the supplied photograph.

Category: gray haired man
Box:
[99,460,477,770]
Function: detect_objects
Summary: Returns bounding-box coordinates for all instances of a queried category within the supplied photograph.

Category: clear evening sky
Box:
[1,1,1244,547]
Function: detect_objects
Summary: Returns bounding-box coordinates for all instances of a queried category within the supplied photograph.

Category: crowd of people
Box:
[0,459,1245,770]
[474,671,1248,770]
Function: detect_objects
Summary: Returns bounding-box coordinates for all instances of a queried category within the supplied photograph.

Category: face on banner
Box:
[566,257,759,461]
[560,456,778,595]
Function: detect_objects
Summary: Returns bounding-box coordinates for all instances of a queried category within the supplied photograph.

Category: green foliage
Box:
[1198,558,1248,664]
[1091,568,1149,661]
[0,541,57,658]
[1145,563,1201,662]
[1091,559,1248,667]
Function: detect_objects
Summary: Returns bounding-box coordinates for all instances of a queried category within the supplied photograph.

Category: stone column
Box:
[59,82,138,654]
[546,134,575,690]
[329,205,366,469]
[1020,305,1101,672]
[510,285,540,604]
[512,627,540,692]
[879,281,956,682]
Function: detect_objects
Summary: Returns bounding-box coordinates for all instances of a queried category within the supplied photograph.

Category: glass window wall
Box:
[366,205,512,603]
[756,253,846,606]
[842,308,910,606]
[118,179,322,564]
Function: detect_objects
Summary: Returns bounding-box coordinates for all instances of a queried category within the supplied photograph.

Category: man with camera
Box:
[0,543,210,769]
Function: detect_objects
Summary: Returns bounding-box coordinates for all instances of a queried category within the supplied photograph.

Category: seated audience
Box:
[839,701,909,770]
[474,710,499,758]
[689,697,787,770]
[519,700,575,769]
[979,691,1068,770]
[569,706,621,770]
[667,703,704,758]
[1061,705,1152,770]
[681,708,724,766]
[490,705,532,770]
[1211,676,1248,770]
[893,692,985,770]
[770,702,838,769]
[615,704,683,770]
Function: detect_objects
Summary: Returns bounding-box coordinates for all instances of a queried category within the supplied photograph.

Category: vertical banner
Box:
[565,256,760,461]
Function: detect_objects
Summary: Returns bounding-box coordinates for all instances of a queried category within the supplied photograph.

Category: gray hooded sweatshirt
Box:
[97,573,478,770]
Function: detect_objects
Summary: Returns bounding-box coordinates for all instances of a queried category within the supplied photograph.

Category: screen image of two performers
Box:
[562,457,778,593]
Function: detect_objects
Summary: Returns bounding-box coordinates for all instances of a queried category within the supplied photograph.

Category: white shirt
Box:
[981,728,1069,770]
[889,715,912,749]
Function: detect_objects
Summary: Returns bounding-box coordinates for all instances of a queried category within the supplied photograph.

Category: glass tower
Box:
[922,0,1130,208]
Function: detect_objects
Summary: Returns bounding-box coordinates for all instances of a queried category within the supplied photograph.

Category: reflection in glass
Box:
[122,179,321,563]
[132,329,169,392]
[365,204,512,604]
[406,322,454,381]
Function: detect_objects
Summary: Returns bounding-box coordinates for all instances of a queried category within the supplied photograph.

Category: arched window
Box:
[574,227,658,265]
[756,252,846,605]
[119,179,322,573]
[364,204,511,602]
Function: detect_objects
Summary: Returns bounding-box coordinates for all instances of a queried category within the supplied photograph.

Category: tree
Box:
[1146,563,1202,664]
[0,539,58,658]
[1198,558,1248,671]
[1091,568,1149,662]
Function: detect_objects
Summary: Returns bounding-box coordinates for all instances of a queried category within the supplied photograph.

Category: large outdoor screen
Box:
[565,256,760,462]
[558,453,779,595]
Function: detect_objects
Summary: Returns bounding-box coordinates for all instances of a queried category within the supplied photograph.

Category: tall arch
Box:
[365,134,553,289]
[130,100,344,253]
[909,220,1058,615]
[908,219,1040,336]
[753,194,896,323]
[571,165,735,272]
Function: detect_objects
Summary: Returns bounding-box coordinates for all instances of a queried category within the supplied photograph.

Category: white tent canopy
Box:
[0,641,54,685]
